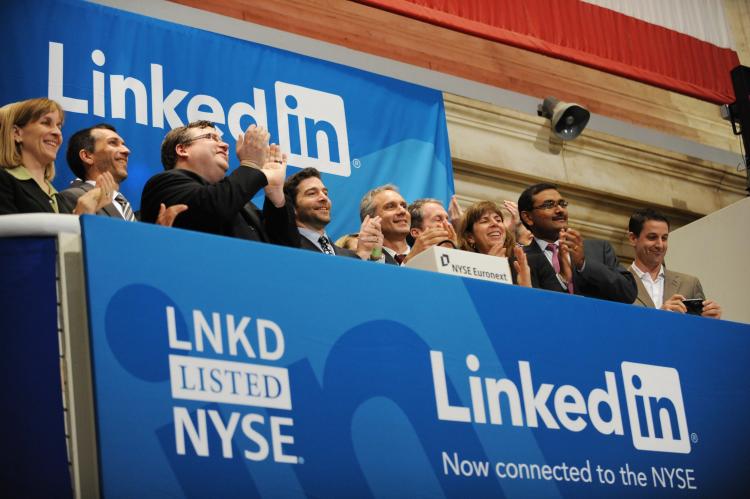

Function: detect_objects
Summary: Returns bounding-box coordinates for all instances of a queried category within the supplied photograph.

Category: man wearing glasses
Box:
[518,183,636,303]
[140,120,298,248]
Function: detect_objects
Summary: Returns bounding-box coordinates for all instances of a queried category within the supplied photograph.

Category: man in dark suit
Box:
[627,208,721,318]
[59,124,137,220]
[283,167,384,260]
[518,182,637,303]
[140,121,298,248]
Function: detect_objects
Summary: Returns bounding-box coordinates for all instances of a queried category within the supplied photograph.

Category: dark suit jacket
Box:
[525,238,637,303]
[0,167,72,214]
[58,179,131,219]
[298,233,360,259]
[140,167,299,247]
[630,268,705,308]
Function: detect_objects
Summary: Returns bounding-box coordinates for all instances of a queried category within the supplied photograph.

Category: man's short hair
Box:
[284,167,321,208]
[359,184,399,221]
[160,120,215,170]
[408,198,443,230]
[629,208,670,236]
[517,182,559,230]
[65,123,117,180]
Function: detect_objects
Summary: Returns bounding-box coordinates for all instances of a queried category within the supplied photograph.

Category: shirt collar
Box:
[298,226,329,248]
[535,238,560,252]
[6,165,57,194]
[630,262,664,281]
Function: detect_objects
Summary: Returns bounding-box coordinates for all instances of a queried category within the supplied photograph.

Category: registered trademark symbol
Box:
[690,433,699,444]
[297,457,305,464]
[352,158,361,168]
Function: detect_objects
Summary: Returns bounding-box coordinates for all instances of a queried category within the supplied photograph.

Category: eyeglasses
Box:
[532,199,569,210]
[182,132,223,145]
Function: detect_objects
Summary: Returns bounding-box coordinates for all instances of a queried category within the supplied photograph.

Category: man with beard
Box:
[61,123,185,225]
[283,167,384,260]
[627,208,721,318]
[518,182,636,303]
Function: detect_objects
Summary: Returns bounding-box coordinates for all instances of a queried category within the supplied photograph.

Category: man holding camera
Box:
[627,208,721,318]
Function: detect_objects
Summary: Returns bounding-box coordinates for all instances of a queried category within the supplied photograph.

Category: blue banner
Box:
[80,216,750,497]
[0,0,453,238]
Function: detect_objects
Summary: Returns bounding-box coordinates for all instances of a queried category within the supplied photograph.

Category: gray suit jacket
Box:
[58,179,129,219]
[629,268,705,308]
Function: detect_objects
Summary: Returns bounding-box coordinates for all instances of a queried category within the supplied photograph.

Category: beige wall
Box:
[667,197,750,324]
[446,94,746,263]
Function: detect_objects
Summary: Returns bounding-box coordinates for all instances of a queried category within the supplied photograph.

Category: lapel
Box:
[72,180,125,219]
[663,270,681,300]
[241,203,268,241]
[19,178,54,212]
[630,269,656,308]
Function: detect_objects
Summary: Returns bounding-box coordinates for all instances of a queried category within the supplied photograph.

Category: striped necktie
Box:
[114,193,136,221]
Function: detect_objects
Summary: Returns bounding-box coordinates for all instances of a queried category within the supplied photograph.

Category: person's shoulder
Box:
[335,246,359,259]
[664,268,699,282]
[59,180,88,197]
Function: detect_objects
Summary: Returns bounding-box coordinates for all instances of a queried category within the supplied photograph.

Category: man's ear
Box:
[175,143,189,160]
[520,210,533,228]
[79,148,94,167]
[627,231,637,247]
[410,227,421,239]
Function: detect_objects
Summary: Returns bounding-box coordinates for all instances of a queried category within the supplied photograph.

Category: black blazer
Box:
[298,233,360,259]
[0,168,72,214]
[140,167,299,248]
[525,238,637,303]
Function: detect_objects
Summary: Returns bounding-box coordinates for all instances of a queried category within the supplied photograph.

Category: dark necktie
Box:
[394,254,407,265]
[114,193,136,221]
[318,235,335,255]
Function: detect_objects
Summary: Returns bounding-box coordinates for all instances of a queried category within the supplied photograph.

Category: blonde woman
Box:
[0,97,113,215]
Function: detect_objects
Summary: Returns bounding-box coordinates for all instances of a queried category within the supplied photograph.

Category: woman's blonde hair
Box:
[0,98,65,180]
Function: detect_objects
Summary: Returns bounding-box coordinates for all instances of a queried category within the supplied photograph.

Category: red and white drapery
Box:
[358,0,740,104]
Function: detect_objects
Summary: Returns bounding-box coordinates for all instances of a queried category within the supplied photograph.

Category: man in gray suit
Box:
[518,182,637,303]
[627,208,721,318]
[61,123,185,225]
[60,124,137,220]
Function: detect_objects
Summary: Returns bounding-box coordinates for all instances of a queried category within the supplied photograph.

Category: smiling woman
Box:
[0,98,69,213]
[0,97,115,215]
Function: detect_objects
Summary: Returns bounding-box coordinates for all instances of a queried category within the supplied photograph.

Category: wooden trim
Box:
[172,0,739,153]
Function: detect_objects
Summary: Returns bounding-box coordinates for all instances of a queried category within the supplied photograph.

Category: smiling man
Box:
[283,167,383,260]
[140,121,298,247]
[359,184,415,265]
[627,208,721,318]
[518,182,636,303]
[60,124,136,220]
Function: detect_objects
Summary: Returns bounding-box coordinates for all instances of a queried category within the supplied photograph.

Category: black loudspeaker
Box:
[729,65,750,194]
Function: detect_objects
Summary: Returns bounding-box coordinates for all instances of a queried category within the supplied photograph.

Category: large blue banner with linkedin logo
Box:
[0,0,452,238]
[81,216,750,497]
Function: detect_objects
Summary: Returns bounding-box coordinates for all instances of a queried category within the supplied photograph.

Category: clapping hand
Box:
[236,124,270,167]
